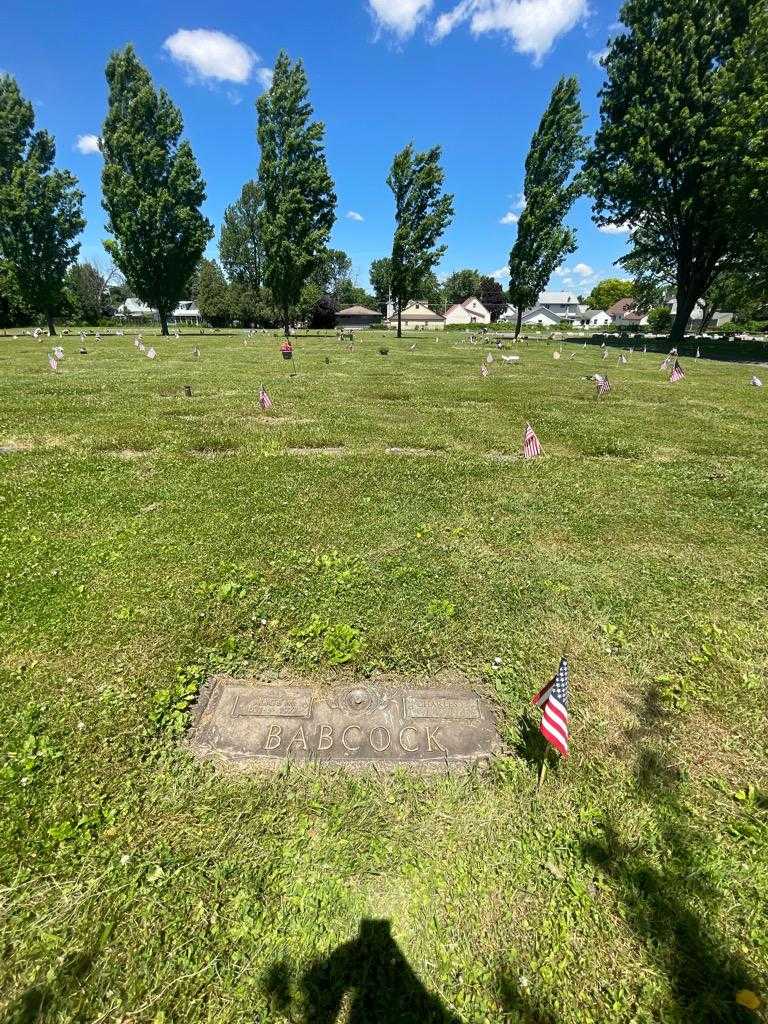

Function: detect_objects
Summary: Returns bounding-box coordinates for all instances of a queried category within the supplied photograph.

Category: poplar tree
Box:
[387,144,454,338]
[507,77,586,339]
[219,181,263,290]
[0,75,84,335]
[588,0,766,344]
[101,46,212,336]
[257,52,336,338]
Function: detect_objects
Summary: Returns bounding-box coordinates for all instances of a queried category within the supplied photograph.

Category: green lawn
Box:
[1,329,766,1023]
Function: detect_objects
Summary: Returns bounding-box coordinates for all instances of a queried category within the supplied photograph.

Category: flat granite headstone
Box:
[188,676,504,772]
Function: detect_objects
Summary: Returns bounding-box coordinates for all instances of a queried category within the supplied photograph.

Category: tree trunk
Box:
[283,308,290,339]
[515,306,523,340]
[670,286,699,347]
[397,297,402,339]
[159,309,169,336]
[46,311,56,337]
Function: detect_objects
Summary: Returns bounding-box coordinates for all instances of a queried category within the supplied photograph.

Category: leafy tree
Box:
[585,278,635,311]
[387,143,454,337]
[647,306,673,332]
[507,77,586,338]
[336,280,378,310]
[196,259,231,327]
[478,275,506,321]
[0,75,84,336]
[219,181,263,290]
[309,294,338,329]
[311,249,352,300]
[444,268,481,306]
[101,45,213,335]
[257,52,336,337]
[0,258,30,327]
[369,257,392,309]
[588,0,766,345]
[65,261,119,323]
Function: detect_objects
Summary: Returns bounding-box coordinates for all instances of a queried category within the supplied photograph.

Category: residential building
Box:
[386,300,446,331]
[336,305,382,329]
[171,300,201,325]
[444,296,491,325]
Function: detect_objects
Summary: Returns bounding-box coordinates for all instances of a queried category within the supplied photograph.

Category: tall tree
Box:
[507,77,586,339]
[196,259,231,327]
[101,46,213,336]
[387,143,454,338]
[588,0,766,344]
[311,248,352,300]
[257,52,336,337]
[369,257,392,310]
[478,275,506,321]
[219,181,263,290]
[585,278,635,311]
[444,268,481,306]
[66,260,119,323]
[0,76,84,336]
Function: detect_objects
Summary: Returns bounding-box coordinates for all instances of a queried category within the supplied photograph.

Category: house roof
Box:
[337,305,381,317]
[540,291,580,306]
[522,305,561,322]
[583,308,608,318]
[606,297,637,316]
[393,301,445,321]
[445,303,468,315]
[462,296,490,313]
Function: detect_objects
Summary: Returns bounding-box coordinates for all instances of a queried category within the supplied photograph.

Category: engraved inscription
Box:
[189,677,502,772]
[405,695,480,721]
[232,688,312,719]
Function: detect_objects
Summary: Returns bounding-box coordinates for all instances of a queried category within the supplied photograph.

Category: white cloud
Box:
[492,266,510,281]
[369,0,434,38]
[514,190,526,209]
[573,262,594,277]
[433,0,589,63]
[256,66,274,89]
[500,211,519,225]
[598,221,632,234]
[163,29,257,84]
[589,47,608,67]
[346,210,365,222]
[75,134,100,155]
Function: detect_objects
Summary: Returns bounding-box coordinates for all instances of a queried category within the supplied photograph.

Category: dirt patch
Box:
[0,439,34,454]
[113,449,152,461]
[189,446,240,459]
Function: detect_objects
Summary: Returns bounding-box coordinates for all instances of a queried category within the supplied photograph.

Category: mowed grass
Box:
[1,329,766,1023]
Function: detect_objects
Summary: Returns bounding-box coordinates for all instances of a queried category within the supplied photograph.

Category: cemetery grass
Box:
[1,330,767,1024]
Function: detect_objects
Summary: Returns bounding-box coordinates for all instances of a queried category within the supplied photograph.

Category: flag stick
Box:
[537,749,549,794]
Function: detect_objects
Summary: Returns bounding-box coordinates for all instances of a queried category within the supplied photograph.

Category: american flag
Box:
[669,359,685,383]
[146,347,157,360]
[618,354,627,365]
[486,353,493,364]
[259,385,273,411]
[750,375,763,387]
[480,363,489,378]
[532,658,570,757]
[660,355,671,371]
[594,373,611,397]
[522,422,542,458]
[48,354,58,371]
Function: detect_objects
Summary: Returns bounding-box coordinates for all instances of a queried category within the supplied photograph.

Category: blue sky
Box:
[0,0,631,296]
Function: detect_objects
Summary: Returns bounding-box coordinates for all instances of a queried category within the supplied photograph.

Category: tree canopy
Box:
[444,268,481,307]
[219,181,263,290]
[0,75,84,336]
[387,143,453,336]
[507,76,586,337]
[101,45,212,335]
[585,278,635,311]
[588,0,767,343]
[257,52,336,336]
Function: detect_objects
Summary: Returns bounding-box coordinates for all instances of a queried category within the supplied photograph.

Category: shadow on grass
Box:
[264,918,461,1023]
[580,685,759,1023]
[3,952,94,1024]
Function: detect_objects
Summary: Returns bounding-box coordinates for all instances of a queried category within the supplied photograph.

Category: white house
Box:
[521,305,561,327]
[386,299,446,331]
[578,308,613,328]
[498,304,520,322]
[454,296,491,324]
[115,297,157,321]
[539,291,582,318]
[171,300,201,324]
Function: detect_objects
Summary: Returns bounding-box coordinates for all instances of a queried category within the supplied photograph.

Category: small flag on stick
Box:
[532,658,570,757]
[48,354,58,372]
[480,363,489,378]
[259,385,273,411]
[669,359,685,383]
[522,422,543,459]
[146,347,157,360]
[750,375,762,387]
[594,373,611,397]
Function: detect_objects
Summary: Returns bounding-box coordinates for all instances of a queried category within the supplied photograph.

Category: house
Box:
[498,304,520,322]
[578,308,613,328]
[444,296,491,325]
[607,298,644,326]
[336,305,382,329]
[386,300,446,331]
[521,305,561,327]
[115,297,158,321]
[539,291,582,318]
[667,298,734,328]
[171,300,201,325]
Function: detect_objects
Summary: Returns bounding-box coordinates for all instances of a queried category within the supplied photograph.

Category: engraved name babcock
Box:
[189,678,502,771]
